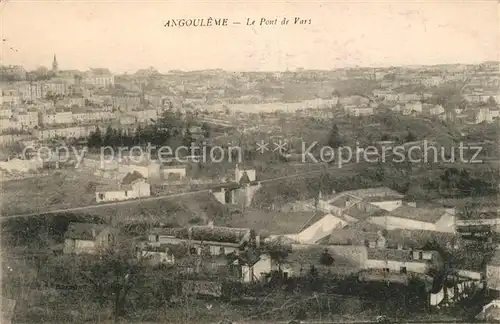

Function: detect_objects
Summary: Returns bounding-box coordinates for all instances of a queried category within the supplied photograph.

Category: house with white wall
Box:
[211,165,261,207]
[320,187,404,216]
[95,171,151,203]
[63,223,115,254]
[368,205,456,233]
[363,248,441,275]
[162,165,187,180]
[285,213,349,244]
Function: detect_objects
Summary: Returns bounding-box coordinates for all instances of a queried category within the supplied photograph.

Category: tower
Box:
[52,54,58,73]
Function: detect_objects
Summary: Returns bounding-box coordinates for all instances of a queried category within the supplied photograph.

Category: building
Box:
[363,248,442,275]
[145,223,255,258]
[286,213,349,244]
[138,245,176,266]
[16,110,39,129]
[319,187,405,216]
[52,54,58,73]
[211,165,261,207]
[403,101,423,115]
[346,105,374,117]
[83,68,115,88]
[63,222,115,254]
[95,171,151,203]
[162,165,187,180]
[368,205,456,233]
[0,89,20,105]
[487,248,500,294]
[18,82,44,101]
[189,224,252,256]
[34,125,95,140]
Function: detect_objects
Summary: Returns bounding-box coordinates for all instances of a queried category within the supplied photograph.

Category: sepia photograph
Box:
[0,0,499,323]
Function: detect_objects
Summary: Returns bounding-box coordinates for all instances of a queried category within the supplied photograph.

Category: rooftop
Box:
[122,171,145,185]
[190,225,251,244]
[64,222,110,240]
[388,205,449,223]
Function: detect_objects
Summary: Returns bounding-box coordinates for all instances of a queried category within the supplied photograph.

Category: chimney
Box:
[91,229,96,238]
[255,235,261,248]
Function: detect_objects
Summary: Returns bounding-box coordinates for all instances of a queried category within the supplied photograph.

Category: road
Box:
[0,163,356,220]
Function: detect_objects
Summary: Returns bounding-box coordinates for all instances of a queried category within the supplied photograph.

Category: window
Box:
[400,267,407,274]
[155,235,159,242]
[189,247,197,255]
[383,268,390,273]
[219,246,225,255]
[419,251,423,260]
[125,191,128,197]
[98,193,104,200]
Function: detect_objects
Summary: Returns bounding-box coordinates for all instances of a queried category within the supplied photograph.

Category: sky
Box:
[0,0,498,73]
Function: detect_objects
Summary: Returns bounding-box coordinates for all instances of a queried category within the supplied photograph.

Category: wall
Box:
[212,190,226,204]
[369,216,435,231]
[435,214,456,233]
[242,254,276,282]
[364,260,428,274]
[457,269,482,280]
[233,183,261,207]
[63,238,96,254]
[132,181,151,198]
[370,200,402,212]
[141,251,175,265]
[162,167,186,179]
[297,214,348,244]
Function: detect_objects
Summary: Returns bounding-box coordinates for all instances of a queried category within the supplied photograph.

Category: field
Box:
[1,170,102,216]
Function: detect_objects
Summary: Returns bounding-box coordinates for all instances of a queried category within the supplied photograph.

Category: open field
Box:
[1,170,102,216]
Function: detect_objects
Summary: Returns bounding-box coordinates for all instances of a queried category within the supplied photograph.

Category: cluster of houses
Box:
[60,185,500,315]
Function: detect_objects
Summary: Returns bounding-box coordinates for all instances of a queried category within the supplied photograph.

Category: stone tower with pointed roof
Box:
[52,54,58,73]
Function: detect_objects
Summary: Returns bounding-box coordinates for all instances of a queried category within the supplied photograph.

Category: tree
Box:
[487,96,497,106]
[78,251,146,323]
[88,126,102,148]
[327,123,343,148]
[201,123,212,139]
[103,125,114,147]
[319,249,334,266]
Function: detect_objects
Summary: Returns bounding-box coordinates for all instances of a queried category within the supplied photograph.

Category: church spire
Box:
[52,54,58,72]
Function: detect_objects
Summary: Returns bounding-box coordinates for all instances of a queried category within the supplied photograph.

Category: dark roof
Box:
[329,195,359,208]
[341,187,404,199]
[150,227,190,239]
[323,228,380,245]
[239,171,251,185]
[389,205,449,223]
[344,202,387,221]
[384,229,456,250]
[190,226,250,244]
[121,171,145,185]
[64,222,110,240]
[367,248,413,262]
[456,224,492,233]
[285,244,366,268]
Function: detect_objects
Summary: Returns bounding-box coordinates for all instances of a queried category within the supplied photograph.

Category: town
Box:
[1,57,500,324]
